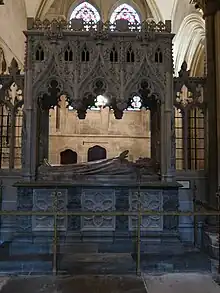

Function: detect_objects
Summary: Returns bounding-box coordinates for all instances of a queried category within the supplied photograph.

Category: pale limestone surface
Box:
[143,273,220,293]
[0,278,8,291]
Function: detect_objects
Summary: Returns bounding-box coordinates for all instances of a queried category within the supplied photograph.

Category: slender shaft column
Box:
[22,38,38,180]
[151,105,160,164]
[215,10,220,188]
[203,0,220,231]
[205,15,217,205]
[161,71,173,181]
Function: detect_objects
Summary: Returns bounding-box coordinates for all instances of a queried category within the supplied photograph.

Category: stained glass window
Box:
[70,2,100,23]
[89,95,108,110]
[110,4,140,24]
[127,95,142,111]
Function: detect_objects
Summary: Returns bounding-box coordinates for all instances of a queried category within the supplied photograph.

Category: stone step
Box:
[59,253,136,274]
[139,240,184,255]
[59,243,98,254]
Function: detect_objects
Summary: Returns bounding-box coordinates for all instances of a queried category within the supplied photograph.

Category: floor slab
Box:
[0,275,146,293]
[143,273,220,293]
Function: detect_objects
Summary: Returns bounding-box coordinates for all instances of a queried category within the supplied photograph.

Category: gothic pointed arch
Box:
[78,53,120,101]
[173,13,205,76]
[87,145,107,162]
[60,149,77,164]
[32,56,73,107]
[124,56,165,106]
[69,1,101,23]
[109,2,141,24]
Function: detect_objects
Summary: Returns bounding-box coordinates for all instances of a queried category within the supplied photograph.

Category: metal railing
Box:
[0,188,220,275]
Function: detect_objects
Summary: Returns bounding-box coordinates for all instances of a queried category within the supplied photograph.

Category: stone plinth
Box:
[13,180,180,251]
[8,179,182,273]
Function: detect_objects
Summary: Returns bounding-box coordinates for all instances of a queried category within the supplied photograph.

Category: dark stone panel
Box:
[16,188,33,237]
[163,189,179,231]
[115,188,129,231]
[67,187,81,231]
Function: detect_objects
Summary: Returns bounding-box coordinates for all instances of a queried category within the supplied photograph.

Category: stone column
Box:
[204,0,220,205]
[39,109,50,163]
[161,71,173,181]
[215,10,220,189]
[151,104,160,164]
[22,23,38,180]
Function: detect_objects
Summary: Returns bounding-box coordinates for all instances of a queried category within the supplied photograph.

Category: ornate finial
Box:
[8,58,20,76]
[1,56,6,73]
[0,47,6,74]
[178,61,190,78]
[181,61,187,71]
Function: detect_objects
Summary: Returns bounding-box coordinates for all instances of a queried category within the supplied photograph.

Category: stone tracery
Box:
[70,1,101,23]
[110,3,141,24]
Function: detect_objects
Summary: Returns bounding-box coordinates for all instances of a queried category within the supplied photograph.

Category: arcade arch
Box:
[173,13,205,76]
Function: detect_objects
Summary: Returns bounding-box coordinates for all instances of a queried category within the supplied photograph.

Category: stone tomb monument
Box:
[15,150,181,259]
[13,18,182,269]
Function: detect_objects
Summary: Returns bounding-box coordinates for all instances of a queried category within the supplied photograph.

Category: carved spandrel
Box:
[129,190,163,231]
[81,189,116,231]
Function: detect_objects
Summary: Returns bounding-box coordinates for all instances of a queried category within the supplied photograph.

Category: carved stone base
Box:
[14,184,181,259]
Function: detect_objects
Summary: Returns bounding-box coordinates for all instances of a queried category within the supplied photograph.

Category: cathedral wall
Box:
[48,107,151,164]
[0,0,26,66]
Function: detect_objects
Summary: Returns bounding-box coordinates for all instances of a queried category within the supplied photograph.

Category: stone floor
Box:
[0,274,219,293]
[143,273,220,293]
[0,276,146,293]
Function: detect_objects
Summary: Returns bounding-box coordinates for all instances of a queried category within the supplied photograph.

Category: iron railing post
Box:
[193,183,197,247]
[136,169,141,276]
[217,187,220,275]
[0,180,2,227]
[52,187,58,275]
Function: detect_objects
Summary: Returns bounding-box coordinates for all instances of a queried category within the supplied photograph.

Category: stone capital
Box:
[204,0,220,17]
[190,0,220,17]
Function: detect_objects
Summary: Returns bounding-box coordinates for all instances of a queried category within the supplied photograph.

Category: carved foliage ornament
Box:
[129,190,163,231]
[28,18,171,34]
[174,61,205,111]
[32,189,67,231]
[0,58,24,111]
[81,189,116,231]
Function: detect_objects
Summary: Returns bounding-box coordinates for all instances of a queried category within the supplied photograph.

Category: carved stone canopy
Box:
[26,18,173,119]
